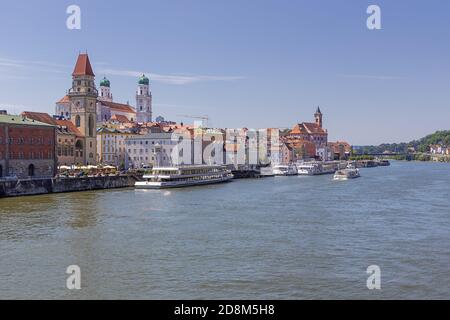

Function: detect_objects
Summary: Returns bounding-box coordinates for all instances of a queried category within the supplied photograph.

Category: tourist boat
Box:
[135,165,234,189]
[272,164,298,176]
[296,161,342,175]
[297,163,321,175]
[333,168,360,180]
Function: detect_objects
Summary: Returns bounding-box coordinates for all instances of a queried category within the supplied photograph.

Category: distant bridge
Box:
[362,153,407,156]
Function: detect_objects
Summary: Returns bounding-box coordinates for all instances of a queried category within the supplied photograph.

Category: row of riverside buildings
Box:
[0,53,351,179]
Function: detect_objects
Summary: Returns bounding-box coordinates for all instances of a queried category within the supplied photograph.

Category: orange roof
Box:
[302,122,327,134]
[100,101,136,113]
[56,95,70,104]
[290,124,308,135]
[21,111,58,125]
[72,53,95,77]
[55,119,82,136]
[110,114,131,123]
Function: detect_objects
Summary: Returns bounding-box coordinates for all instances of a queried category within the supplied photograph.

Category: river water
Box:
[0,161,449,299]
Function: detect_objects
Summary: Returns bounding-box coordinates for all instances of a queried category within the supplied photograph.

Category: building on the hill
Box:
[429,145,448,155]
[0,113,57,179]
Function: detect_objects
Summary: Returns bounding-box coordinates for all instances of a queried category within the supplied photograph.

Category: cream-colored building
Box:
[96,127,133,168]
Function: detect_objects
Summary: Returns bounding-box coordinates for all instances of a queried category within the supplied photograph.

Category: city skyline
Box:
[0,0,449,145]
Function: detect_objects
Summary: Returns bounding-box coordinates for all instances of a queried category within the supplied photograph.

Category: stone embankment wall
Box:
[0,175,138,198]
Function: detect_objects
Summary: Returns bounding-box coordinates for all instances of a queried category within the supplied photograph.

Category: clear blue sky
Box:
[0,0,449,145]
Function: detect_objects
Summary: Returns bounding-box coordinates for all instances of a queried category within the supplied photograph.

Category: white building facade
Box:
[125,132,176,169]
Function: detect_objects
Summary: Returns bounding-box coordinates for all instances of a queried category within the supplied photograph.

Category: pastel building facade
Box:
[96,127,133,167]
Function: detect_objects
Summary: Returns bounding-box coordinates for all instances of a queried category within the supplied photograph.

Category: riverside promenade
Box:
[0,175,139,198]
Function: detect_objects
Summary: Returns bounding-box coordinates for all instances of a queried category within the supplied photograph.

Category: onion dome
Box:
[138,74,149,85]
[100,77,110,87]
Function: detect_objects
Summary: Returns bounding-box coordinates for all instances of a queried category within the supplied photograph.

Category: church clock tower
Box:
[68,53,98,165]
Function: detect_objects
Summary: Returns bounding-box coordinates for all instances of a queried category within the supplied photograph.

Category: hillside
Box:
[354,130,450,154]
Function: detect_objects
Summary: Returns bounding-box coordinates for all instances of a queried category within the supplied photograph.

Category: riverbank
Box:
[0,175,138,198]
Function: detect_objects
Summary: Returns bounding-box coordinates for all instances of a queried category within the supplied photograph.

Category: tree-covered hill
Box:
[354,130,450,154]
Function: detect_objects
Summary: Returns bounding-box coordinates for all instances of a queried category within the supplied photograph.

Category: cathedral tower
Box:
[136,74,152,123]
[98,77,113,102]
[68,53,98,165]
[314,106,323,128]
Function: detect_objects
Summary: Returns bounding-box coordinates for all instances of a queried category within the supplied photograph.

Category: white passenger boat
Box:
[296,161,341,175]
[297,163,321,175]
[272,164,298,176]
[135,165,233,189]
[333,168,360,180]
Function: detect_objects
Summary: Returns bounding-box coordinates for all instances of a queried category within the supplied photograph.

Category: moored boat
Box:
[272,164,298,176]
[296,161,344,175]
[376,159,391,166]
[297,162,321,175]
[135,165,233,189]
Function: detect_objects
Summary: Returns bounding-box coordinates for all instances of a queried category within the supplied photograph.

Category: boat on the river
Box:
[333,168,360,180]
[272,164,298,176]
[135,165,233,189]
[376,159,391,166]
[296,161,341,175]
[296,163,321,175]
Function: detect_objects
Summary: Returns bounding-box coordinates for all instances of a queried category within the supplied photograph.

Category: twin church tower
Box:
[65,53,152,164]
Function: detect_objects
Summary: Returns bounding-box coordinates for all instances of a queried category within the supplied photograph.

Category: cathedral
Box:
[55,53,154,164]
[96,74,152,124]
[56,55,153,126]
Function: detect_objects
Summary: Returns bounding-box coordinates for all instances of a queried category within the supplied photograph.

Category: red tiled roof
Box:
[21,111,58,125]
[56,95,70,104]
[56,119,83,136]
[110,114,131,123]
[290,124,308,135]
[302,122,327,134]
[72,53,95,77]
[100,101,136,113]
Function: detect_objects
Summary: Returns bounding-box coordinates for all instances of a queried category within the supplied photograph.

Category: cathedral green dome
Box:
[100,77,110,87]
[138,74,149,85]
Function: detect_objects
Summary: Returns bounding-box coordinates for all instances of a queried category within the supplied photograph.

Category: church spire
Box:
[314,106,323,128]
[316,106,322,114]
[72,53,95,77]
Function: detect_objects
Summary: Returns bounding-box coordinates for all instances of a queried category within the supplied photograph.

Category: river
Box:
[1,161,449,299]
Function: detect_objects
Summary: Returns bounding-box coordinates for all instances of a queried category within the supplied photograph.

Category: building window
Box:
[75,115,81,127]
[28,164,35,177]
